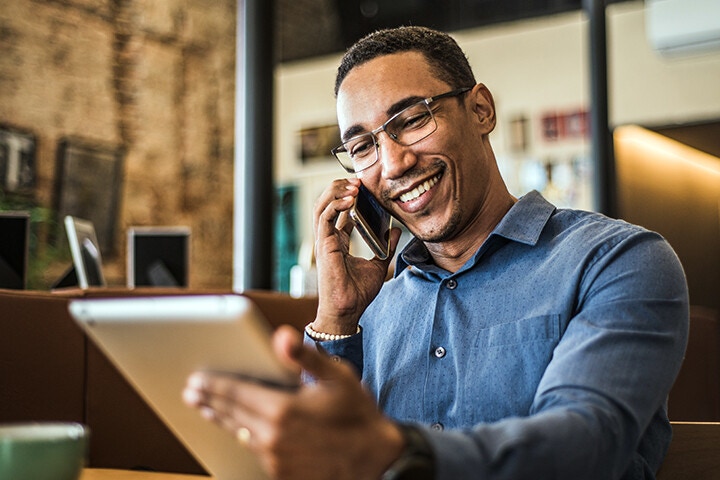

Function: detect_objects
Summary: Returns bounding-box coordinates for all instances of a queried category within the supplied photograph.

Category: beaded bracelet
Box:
[304,323,360,341]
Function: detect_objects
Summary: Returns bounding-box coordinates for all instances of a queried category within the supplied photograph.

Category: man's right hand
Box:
[312,178,401,335]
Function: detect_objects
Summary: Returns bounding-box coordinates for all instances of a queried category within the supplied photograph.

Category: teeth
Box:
[399,174,440,203]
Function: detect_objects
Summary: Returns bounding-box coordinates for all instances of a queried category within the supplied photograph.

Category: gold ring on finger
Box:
[236,426,251,445]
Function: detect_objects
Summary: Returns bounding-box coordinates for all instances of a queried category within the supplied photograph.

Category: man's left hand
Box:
[183,325,404,480]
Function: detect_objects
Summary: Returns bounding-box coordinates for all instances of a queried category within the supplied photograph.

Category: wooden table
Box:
[81,469,212,480]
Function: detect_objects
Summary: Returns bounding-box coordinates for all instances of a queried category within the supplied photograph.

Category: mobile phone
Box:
[349,184,393,260]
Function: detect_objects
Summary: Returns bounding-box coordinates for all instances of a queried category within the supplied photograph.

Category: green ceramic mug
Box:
[0,422,88,480]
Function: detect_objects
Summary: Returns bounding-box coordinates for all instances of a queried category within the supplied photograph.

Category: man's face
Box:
[336,51,495,243]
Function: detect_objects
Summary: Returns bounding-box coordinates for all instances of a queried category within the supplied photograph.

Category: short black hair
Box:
[335,26,476,96]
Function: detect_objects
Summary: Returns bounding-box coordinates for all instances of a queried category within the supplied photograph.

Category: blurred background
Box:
[0,0,718,313]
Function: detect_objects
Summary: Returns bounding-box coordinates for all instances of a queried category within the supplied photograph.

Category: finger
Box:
[184,377,247,433]
[271,325,305,374]
[336,209,354,237]
[184,369,314,457]
[313,179,354,221]
[197,399,263,451]
[313,179,360,234]
[185,371,291,422]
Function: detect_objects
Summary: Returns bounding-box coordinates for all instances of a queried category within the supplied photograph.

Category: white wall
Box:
[275,56,341,246]
[275,0,720,245]
[609,2,720,125]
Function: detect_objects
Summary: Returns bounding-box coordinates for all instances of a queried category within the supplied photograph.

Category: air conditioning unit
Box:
[646,0,720,56]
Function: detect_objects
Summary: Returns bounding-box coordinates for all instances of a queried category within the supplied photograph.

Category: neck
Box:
[425,186,516,273]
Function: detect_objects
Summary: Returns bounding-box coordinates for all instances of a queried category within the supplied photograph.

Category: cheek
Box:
[356,170,376,186]
[415,120,469,162]
[356,172,384,200]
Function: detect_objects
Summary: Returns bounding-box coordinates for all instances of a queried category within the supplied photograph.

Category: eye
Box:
[348,136,375,158]
[397,109,432,131]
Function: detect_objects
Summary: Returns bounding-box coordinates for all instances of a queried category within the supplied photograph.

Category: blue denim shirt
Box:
[313,191,688,480]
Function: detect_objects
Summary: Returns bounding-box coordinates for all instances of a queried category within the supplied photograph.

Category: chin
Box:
[411,215,461,243]
[402,199,463,242]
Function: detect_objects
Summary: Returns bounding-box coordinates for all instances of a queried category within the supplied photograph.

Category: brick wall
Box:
[0,0,236,288]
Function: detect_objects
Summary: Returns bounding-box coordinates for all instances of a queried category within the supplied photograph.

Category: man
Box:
[184,26,688,479]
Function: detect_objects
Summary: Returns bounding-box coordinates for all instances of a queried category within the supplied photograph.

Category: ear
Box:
[469,83,496,134]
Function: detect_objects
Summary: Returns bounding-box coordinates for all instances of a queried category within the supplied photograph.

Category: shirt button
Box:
[431,422,444,431]
[434,346,446,358]
[446,279,457,290]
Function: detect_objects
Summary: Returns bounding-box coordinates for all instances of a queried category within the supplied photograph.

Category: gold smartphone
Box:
[349,184,393,260]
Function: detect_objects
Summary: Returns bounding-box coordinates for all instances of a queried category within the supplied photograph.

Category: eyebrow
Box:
[340,95,426,142]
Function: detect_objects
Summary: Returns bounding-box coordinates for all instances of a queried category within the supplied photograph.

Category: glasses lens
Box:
[332,99,443,173]
[387,103,437,146]
[336,133,377,172]
[333,149,355,172]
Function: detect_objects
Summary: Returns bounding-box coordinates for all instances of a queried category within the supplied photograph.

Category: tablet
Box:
[64,215,106,289]
[68,294,299,480]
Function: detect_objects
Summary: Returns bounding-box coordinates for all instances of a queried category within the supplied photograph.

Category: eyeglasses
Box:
[331,87,472,173]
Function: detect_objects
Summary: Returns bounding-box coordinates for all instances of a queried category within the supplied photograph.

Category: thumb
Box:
[272,325,347,382]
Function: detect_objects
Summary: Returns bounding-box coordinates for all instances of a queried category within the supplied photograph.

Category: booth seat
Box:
[0,288,317,475]
[2,287,718,475]
[668,306,720,421]
[657,422,720,479]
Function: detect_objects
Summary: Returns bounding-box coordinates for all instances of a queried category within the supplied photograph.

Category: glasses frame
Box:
[331,87,473,173]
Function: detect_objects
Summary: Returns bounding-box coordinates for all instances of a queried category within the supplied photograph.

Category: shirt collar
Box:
[492,190,556,246]
[395,190,556,275]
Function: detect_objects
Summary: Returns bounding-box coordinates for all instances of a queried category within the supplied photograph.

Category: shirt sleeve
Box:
[303,328,364,378]
[424,231,689,480]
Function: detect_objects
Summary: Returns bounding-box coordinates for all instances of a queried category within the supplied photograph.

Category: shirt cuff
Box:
[302,328,364,378]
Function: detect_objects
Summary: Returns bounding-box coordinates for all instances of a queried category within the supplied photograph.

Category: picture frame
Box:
[508,115,529,153]
[0,126,36,195]
[0,211,30,289]
[298,124,341,164]
[127,226,191,288]
[54,138,124,255]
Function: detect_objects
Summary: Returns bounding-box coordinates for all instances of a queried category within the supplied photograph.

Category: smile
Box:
[398,174,441,203]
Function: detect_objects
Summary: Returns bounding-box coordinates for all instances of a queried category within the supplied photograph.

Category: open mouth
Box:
[398,173,442,203]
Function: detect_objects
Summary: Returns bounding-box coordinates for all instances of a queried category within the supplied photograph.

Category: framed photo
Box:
[0,211,30,289]
[54,138,124,255]
[541,112,561,142]
[127,226,191,288]
[508,115,529,153]
[0,126,36,195]
[298,124,341,164]
[540,109,590,142]
[563,109,589,138]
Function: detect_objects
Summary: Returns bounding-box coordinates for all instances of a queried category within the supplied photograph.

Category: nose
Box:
[377,133,417,180]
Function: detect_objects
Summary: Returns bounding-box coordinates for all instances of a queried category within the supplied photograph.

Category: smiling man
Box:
[185,26,689,480]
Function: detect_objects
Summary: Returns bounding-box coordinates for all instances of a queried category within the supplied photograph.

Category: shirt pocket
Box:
[461,314,562,423]
[478,313,561,348]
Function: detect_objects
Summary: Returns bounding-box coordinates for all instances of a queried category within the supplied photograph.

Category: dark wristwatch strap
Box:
[381,424,435,480]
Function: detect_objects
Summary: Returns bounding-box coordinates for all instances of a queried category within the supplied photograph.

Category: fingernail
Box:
[188,373,204,389]
[183,388,199,405]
